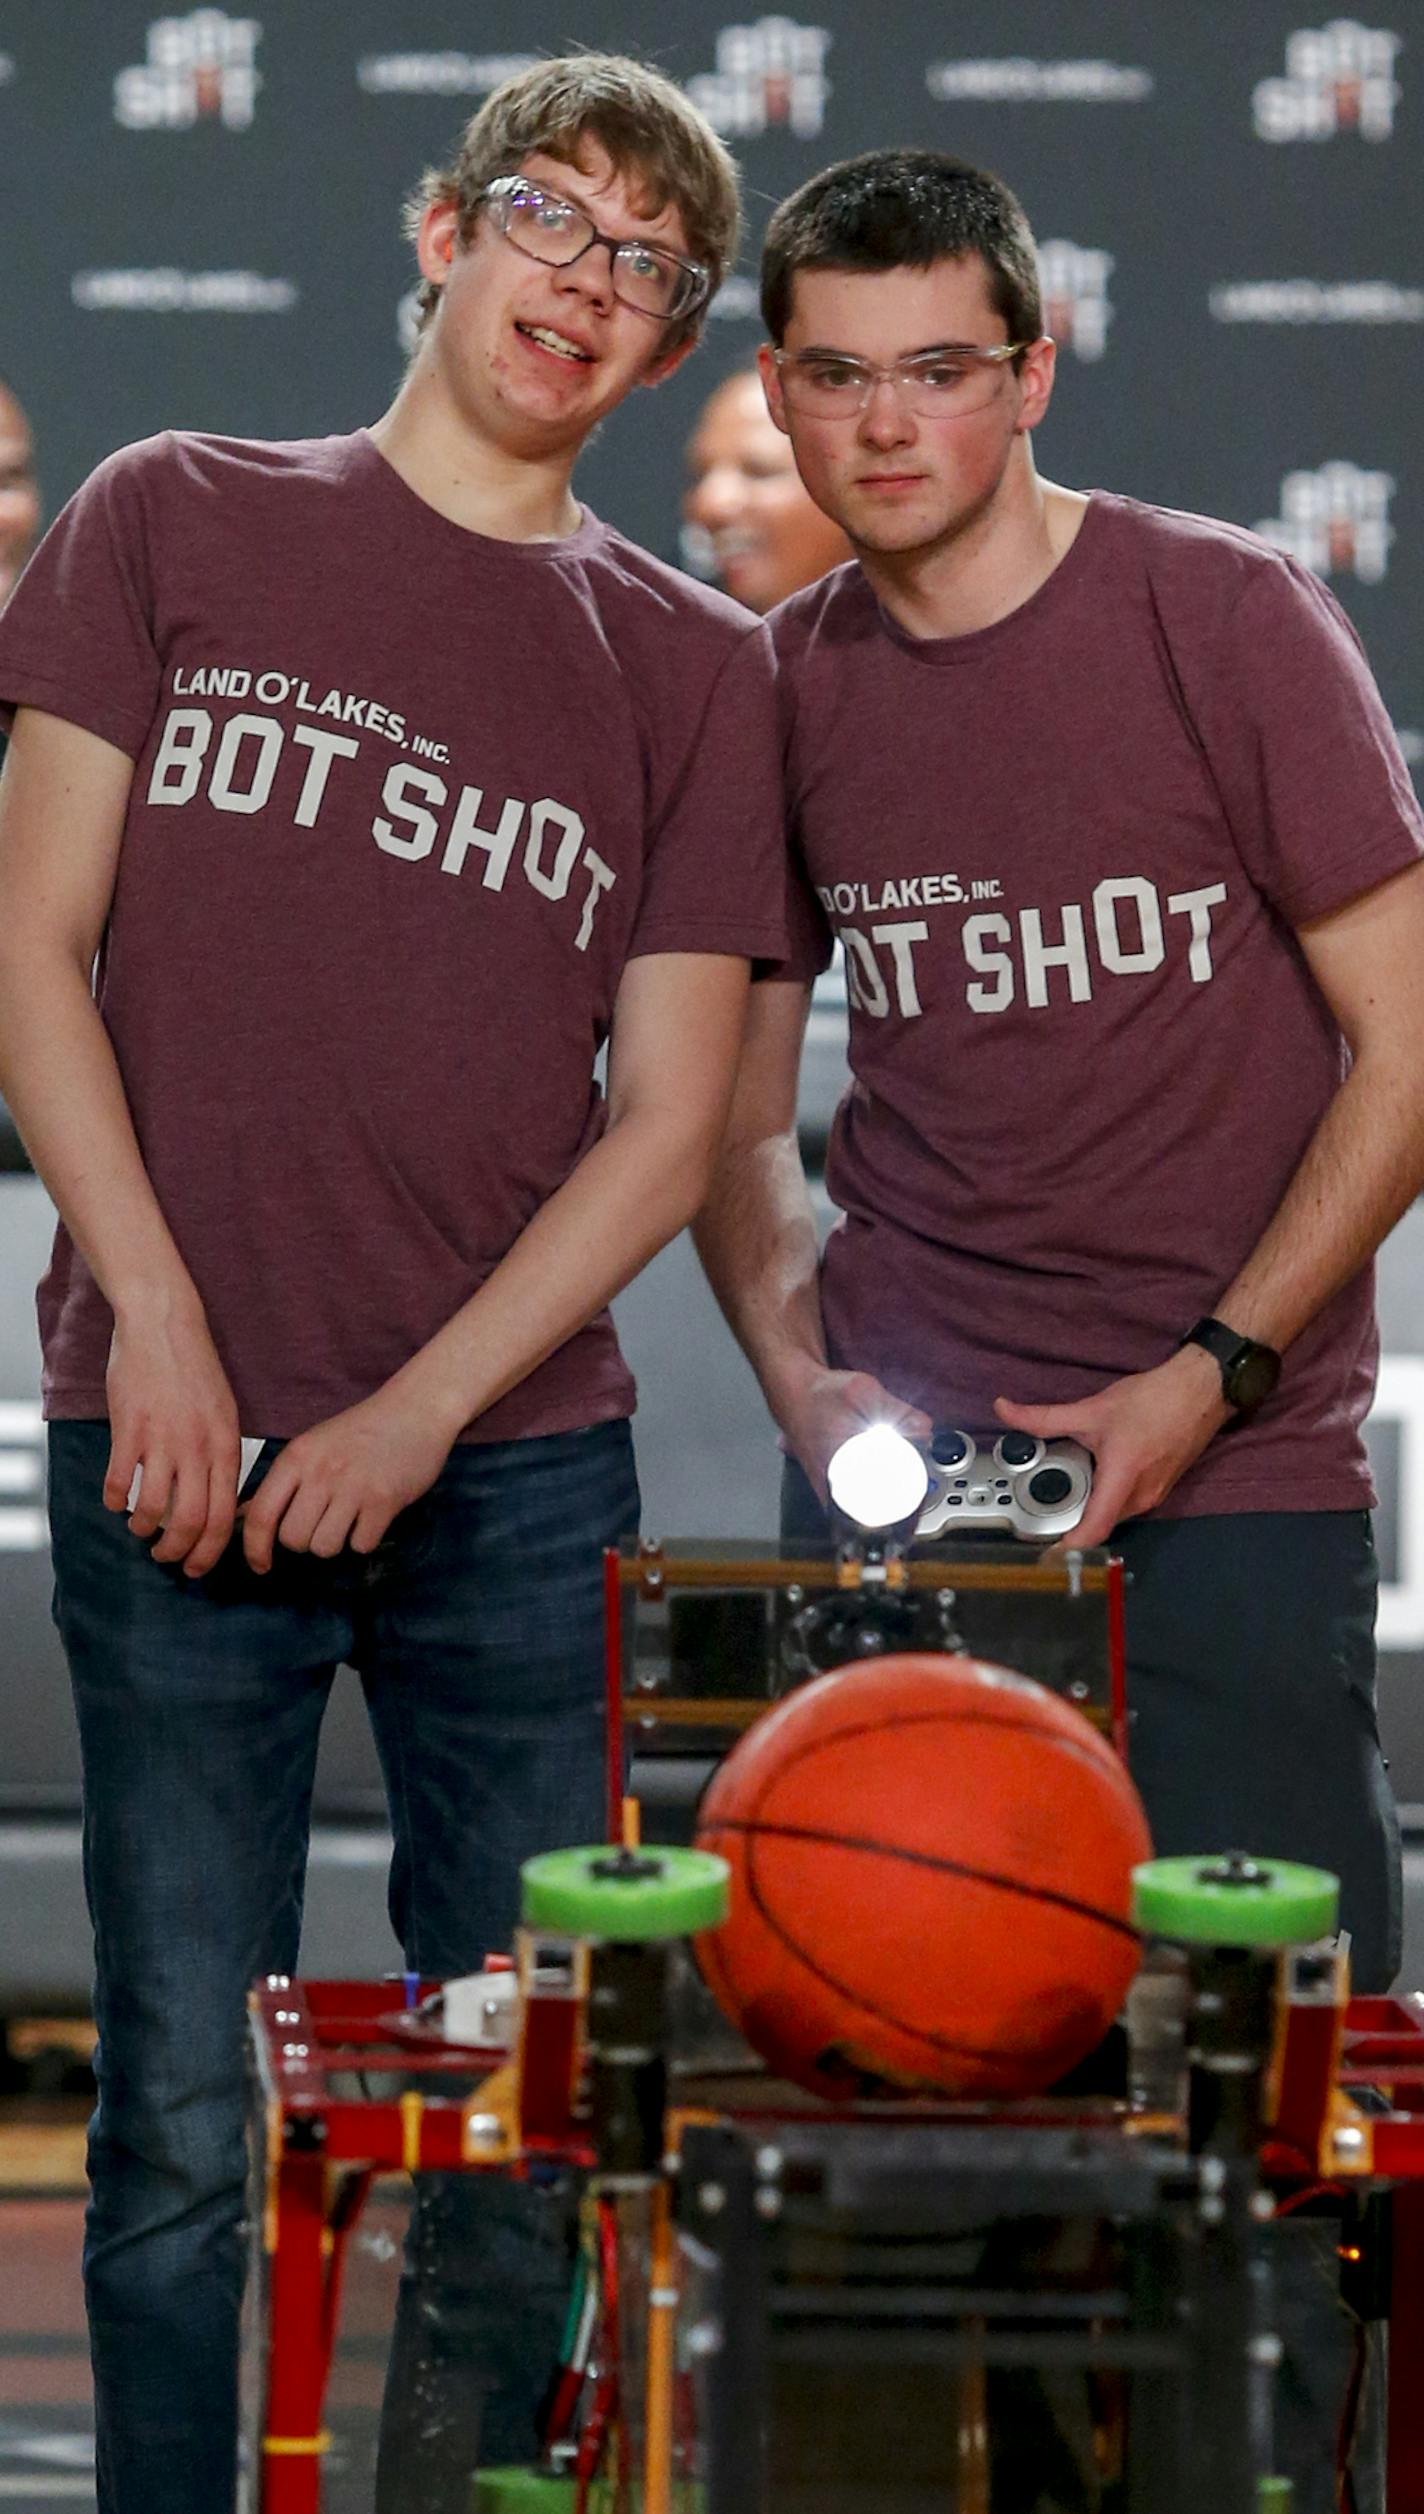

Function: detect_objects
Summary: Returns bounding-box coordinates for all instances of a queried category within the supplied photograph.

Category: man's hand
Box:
[241,1388,456,1573]
[778,1365,933,1502]
[104,1301,242,1577]
[994,1343,1231,1550]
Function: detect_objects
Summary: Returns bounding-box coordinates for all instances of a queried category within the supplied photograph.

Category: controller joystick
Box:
[916,1428,1093,1545]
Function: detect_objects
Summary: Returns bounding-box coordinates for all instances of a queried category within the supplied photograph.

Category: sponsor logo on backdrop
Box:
[1036,243,1113,359]
[397,289,421,357]
[0,52,15,87]
[926,57,1152,103]
[1255,462,1395,582]
[687,18,831,137]
[357,52,538,96]
[1212,279,1424,322]
[73,270,296,312]
[0,1402,45,1555]
[1253,21,1401,139]
[1396,726,1423,766]
[115,10,261,129]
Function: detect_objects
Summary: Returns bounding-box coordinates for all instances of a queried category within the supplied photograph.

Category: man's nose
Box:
[857,375,916,447]
[555,240,616,313]
[686,464,743,527]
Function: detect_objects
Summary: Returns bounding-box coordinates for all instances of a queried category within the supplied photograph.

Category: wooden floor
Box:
[0,2062,406,2513]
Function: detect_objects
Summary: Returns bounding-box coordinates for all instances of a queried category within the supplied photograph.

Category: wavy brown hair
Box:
[404,53,741,350]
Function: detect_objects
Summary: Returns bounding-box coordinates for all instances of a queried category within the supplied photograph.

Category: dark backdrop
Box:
[0,1,1419,775]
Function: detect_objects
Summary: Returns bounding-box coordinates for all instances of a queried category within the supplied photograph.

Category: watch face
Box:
[1227,1344,1281,1412]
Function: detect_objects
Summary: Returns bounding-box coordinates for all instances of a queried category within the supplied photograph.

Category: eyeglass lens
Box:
[780,351,1018,420]
[495,184,695,320]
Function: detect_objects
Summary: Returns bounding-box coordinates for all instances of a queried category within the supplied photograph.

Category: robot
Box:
[242,1472,1424,2513]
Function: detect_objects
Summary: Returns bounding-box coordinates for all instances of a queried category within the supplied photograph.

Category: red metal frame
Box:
[250,1973,1424,2512]
[604,1546,625,1844]
[1106,1551,1129,1759]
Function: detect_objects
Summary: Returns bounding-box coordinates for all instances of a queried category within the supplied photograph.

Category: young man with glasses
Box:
[696,145,1424,2501]
[700,142,1424,1995]
[704,147,1424,2503]
[0,55,784,2514]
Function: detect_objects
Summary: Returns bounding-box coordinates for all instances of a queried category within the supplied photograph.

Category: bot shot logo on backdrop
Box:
[115,10,261,129]
[686,18,831,137]
[1037,244,1114,361]
[1253,22,1401,139]
[1256,463,1396,583]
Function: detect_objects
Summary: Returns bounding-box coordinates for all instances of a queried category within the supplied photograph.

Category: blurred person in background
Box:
[683,359,847,612]
[0,378,39,611]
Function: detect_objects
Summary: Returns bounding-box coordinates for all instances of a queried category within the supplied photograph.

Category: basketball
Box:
[694,1652,1151,2100]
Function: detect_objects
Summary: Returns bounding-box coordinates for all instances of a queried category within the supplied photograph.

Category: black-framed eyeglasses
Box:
[773,341,1041,420]
[482,176,709,325]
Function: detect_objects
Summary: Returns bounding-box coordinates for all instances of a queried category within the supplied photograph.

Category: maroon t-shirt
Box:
[0,429,786,1439]
[770,492,1424,1516]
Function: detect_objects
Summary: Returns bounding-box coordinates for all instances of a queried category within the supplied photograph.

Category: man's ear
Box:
[415,198,461,292]
[1013,333,1058,437]
[757,340,791,436]
[639,331,700,391]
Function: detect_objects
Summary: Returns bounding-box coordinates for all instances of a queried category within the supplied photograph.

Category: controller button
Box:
[1026,1466,1074,1508]
[998,1432,1038,1468]
[931,1428,971,1468]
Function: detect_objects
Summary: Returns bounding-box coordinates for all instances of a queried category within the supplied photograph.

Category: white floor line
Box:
[0,2483,96,2499]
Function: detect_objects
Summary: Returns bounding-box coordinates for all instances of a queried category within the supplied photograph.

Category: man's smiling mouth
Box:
[516,322,594,364]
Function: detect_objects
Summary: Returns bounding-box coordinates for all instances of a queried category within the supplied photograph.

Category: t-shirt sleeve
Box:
[0,439,164,756]
[1200,557,1424,926]
[625,619,789,963]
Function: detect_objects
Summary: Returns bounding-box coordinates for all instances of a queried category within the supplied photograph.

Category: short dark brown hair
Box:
[404,54,741,351]
[761,149,1041,349]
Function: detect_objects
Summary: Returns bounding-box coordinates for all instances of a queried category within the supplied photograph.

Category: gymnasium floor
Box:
[0,2081,408,2513]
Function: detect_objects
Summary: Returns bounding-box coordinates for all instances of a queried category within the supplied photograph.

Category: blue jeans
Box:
[48,1416,639,2514]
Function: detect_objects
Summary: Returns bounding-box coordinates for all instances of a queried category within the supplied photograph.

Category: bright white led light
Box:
[825,1424,930,1530]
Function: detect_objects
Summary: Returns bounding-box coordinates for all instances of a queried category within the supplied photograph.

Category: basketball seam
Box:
[714,1814,1140,1944]
[726,1705,1125,1838]
[728,1825,1107,2073]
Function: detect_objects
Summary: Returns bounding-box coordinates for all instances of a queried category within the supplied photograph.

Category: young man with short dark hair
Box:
[0,55,784,2514]
[699,144,1424,1991]
[697,143,1424,2508]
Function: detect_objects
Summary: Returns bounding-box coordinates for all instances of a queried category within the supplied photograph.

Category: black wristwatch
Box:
[1181,1316,1281,1418]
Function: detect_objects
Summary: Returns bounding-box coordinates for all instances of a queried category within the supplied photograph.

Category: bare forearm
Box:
[387,1107,727,1438]
[694,1130,828,1423]
[1215,1048,1424,1347]
[0,946,201,1325]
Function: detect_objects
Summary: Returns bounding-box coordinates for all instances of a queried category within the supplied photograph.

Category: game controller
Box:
[914,1427,1093,1544]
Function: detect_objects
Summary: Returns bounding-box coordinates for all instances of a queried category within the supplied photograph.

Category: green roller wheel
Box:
[521,1844,730,1940]
[1132,1852,1338,1949]
[1258,2481,1293,2509]
[472,2473,576,2511]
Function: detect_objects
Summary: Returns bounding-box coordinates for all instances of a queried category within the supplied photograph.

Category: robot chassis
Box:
[244,1537,1424,2514]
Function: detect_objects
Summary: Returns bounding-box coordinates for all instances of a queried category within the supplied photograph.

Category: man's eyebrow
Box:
[790,338,988,360]
[524,168,680,246]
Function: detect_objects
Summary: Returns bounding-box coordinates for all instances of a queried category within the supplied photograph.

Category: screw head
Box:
[466,2112,503,2145]
[755,2145,784,2180]
[696,2181,726,2215]
[755,2186,783,2220]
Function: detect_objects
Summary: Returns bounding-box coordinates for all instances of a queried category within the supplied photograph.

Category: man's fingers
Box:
[180,1461,239,1580]
[103,1435,142,1515]
[126,1458,174,1539]
[994,1393,1085,1437]
[149,1454,211,1565]
[307,1496,358,1560]
[243,1457,303,1571]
